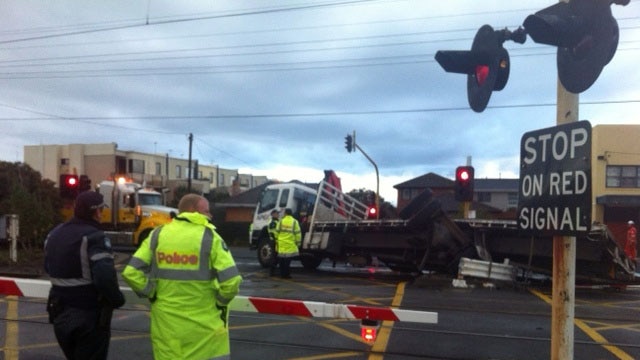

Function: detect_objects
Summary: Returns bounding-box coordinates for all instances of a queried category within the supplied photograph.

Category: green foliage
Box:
[0,161,61,248]
[346,188,398,219]
[169,184,202,208]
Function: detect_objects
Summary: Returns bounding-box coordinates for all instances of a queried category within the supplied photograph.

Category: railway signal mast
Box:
[435,0,630,358]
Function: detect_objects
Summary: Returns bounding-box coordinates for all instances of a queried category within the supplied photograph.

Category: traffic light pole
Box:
[354,144,380,219]
[552,68,579,360]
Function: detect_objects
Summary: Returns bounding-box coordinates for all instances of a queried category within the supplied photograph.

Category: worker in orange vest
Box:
[626,220,637,261]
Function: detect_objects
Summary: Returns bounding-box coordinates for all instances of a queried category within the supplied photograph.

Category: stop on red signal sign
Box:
[517,121,592,236]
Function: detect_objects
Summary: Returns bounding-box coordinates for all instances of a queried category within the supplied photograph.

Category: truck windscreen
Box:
[138,194,163,206]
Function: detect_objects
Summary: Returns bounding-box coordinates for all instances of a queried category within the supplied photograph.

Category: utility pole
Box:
[187,133,193,193]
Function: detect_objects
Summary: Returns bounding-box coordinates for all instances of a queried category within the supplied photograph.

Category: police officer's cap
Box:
[75,191,108,219]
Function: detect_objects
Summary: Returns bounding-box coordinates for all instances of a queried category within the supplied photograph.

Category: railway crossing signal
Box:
[523,0,629,93]
[435,25,524,112]
[454,166,474,202]
[59,174,79,199]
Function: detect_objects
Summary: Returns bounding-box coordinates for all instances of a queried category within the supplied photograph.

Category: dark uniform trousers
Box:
[53,306,110,360]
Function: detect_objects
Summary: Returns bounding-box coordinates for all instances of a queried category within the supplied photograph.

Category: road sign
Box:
[517,120,591,236]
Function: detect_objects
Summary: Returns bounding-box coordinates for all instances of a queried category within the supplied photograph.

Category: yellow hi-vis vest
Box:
[122,212,242,360]
[276,215,301,257]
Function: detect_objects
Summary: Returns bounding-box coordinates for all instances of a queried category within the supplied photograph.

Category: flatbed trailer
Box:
[455,218,637,283]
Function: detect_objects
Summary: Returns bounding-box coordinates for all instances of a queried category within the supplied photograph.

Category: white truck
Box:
[249,170,474,273]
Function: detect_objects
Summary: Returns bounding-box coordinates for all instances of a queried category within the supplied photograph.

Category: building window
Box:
[402,189,411,200]
[155,162,161,176]
[507,193,519,208]
[176,165,182,178]
[477,192,491,203]
[128,159,145,174]
[219,173,225,186]
[606,165,640,188]
[209,172,214,184]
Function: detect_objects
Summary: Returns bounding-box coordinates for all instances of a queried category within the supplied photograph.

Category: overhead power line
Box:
[0,0,384,45]
[0,99,639,121]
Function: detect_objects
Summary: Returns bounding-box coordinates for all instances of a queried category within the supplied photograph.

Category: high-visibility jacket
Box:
[276,215,301,257]
[626,226,637,260]
[122,212,242,360]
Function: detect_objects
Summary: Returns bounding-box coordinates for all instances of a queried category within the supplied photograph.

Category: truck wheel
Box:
[257,238,276,268]
[300,253,323,270]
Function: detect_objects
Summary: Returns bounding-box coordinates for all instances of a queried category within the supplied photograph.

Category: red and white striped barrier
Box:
[0,276,437,324]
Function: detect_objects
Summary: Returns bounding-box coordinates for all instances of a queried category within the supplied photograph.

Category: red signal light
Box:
[368,206,377,217]
[360,319,380,343]
[454,166,475,202]
[59,174,80,199]
[475,65,489,86]
[457,168,471,182]
[67,177,78,187]
[361,327,376,342]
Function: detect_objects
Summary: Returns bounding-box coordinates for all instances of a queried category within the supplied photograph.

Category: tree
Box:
[0,161,61,248]
[346,188,398,219]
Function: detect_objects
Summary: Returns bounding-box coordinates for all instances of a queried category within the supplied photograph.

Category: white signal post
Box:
[552,72,579,360]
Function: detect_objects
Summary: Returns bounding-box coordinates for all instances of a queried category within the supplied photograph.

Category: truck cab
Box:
[97,178,177,246]
[250,182,317,266]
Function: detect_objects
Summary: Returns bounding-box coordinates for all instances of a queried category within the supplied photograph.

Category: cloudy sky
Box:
[1,0,638,204]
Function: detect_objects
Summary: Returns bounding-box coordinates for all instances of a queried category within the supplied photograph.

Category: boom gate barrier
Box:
[0,276,437,342]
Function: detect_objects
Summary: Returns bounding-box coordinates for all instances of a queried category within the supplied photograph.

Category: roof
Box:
[214,180,319,208]
[394,172,453,189]
[394,173,519,192]
[215,181,275,208]
[474,178,519,192]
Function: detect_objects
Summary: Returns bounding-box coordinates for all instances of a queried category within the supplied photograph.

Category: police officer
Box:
[275,208,301,279]
[268,209,280,276]
[122,194,242,360]
[44,191,125,360]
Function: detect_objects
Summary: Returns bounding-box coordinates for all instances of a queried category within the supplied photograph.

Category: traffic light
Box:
[367,205,378,219]
[79,175,92,192]
[454,166,474,202]
[523,0,629,93]
[435,25,524,112]
[344,134,354,153]
[59,174,79,199]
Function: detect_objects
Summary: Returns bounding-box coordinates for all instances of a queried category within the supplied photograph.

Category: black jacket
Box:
[45,217,125,309]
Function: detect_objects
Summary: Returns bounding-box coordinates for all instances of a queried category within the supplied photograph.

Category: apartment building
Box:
[23,143,267,199]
